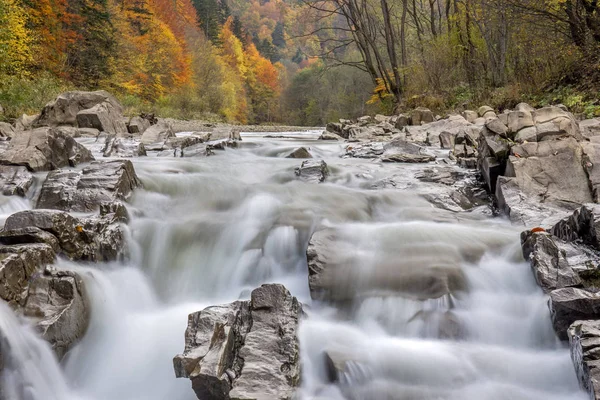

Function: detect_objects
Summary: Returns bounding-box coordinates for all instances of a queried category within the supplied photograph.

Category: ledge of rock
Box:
[0,128,94,172]
[36,160,141,212]
[23,267,89,360]
[173,284,302,400]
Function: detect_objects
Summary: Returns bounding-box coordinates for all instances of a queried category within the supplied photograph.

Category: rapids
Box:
[0,131,588,400]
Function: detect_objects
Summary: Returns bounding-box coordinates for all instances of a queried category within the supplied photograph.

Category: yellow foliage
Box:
[0,0,33,78]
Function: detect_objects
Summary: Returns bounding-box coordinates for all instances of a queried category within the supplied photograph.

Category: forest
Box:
[0,0,599,125]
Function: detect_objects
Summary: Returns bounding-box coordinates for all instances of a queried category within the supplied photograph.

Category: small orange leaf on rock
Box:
[531,227,545,233]
[76,226,83,233]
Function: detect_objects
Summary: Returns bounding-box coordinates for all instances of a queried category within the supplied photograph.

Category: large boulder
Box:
[0,244,55,307]
[36,160,141,212]
[568,320,600,399]
[295,160,329,183]
[34,91,123,128]
[23,268,89,360]
[406,115,472,145]
[3,207,129,262]
[0,128,94,172]
[173,284,303,400]
[76,102,128,135]
[411,107,435,126]
[140,120,175,145]
[550,288,600,340]
[0,166,34,197]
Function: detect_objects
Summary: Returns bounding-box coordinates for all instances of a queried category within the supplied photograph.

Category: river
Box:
[0,130,587,400]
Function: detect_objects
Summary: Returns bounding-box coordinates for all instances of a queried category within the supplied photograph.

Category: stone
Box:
[319,132,340,141]
[103,136,147,158]
[14,114,38,131]
[550,288,600,340]
[285,147,312,159]
[395,114,410,129]
[140,120,176,145]
[507,138,592,207]
[485,118,509,137]
[439,131,455,149]
[0,128,94,172]
[0,166,34,197]
[568,320,600,400]
[295,160,329,183]
[127,116,151,135]
[415,167,462,185]
[462,110,478,123]
[580,119,600,139]
[411,107,434,126]
[76,101,128,135]
[326,122,343,136]
[23,268,89,360]
[34,91,123,128]
[382,140,435,163]
[514,126,537,143]
[344,142,384,159]
[478,106,495,118]
[0,244,55,307]
[173,284,302,400]
[357,116,372,126]
[36,160,141,212]
[515,103,535,113]
[374,114,389,124]
[0,227,60,252]
[533,106,581,140]
[0,122,14,139]
[4,208,128,262]
[507,111,534,134]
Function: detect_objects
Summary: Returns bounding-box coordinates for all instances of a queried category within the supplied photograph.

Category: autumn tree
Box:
[0,0,32,78]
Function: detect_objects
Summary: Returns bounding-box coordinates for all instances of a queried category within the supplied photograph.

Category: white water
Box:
[0,131,587,399]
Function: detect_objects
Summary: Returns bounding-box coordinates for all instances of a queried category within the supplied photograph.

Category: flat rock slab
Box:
[0,128,94,172]
[0,166,34,196]
[36,160,141,212]
[173,284,302,400]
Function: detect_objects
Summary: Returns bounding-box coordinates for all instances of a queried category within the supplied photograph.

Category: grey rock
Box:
[0,166,33,196]
[462,110,478,123]
[0,244,55,307]
[0,227,60,252]
[0,128,94,172]
[568,320,600,400]
[173,284,302,400]
[344,142,384,159]
[550,288,600,340]
[295,160,329,183]
[36,160,141,212]
[0,122,14,139]
[507,111,534,134]
[140,120,175,145]
[395,114,410,129]
[486,118,509,137]
[478,106,495,118]
[382,140,435,163]
[326,122,343,136]
[127,116,151,135]
[580,119,600,139]
[439,131,455,149]
[514,126,537,143]
[34,91,123,128]
[76,101,128,135]
[103,136,146,158]
[14,114,38,131]
[23,268,89,360]
[285,147,312,159]
[411,107,434,126]
[319,132,340,141]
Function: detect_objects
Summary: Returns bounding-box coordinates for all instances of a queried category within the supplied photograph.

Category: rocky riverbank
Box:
[0,90,598,399]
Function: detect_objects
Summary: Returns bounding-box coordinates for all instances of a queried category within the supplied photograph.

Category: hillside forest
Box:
[0,0,599,125]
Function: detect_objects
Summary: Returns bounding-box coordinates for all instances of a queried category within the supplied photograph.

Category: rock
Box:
[0,166,34,196]
[14,114,38,131]
[295,160,328,183]
[407,115,472,145]
[550,205,600,250]
[374,114,389,124]
[36,160,141,212]
[462,110,478,123]
[173,284,302,400]
[568,320,600,399]
[515,102,535,113]
[580,119,600,139]
[4,208,128,262]
[550,288,600,340]
[0,122,14,139]
[478,106,495,118]
[23,268,89,359]
[127,116,151,135]
[34,91,123,128]
[103,136,147,158]
[357,116,372,126]
[533,106,581,140]
[76,101,128,135]
[486,118,509,137]
[306,228,467,302]
[229,128,242,141]
[285,147,312,159]
[347,126,388,141]
[439,131,455,149]
[514,126,537,143]
[326,122,343,136]
[415,167,462,185]
[344,142,384,159]
[507,138,592,207]
[382,139,435,163]
[319,132,340,141]
[0,227,60,252]
[0,128,94,172]
[395,114,410,129]
[0,244,56,307]
[507,110,534,134]
[140,120,176,145]
[411,107,434,126]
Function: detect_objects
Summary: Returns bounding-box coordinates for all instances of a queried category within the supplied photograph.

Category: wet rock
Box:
[347,126,388,142]
[4,208,128,262]
[36,160,141,212]
[550,288,600,340]
[0,122,14,139]
[411,107,434,126]
[415,167,462,185]
[0,227,60,252]
[439,131,455,149]
[0,244,56,307]
[127,116,151,135]
[23,268,89,359]
[319,132,340,141]
[0,166,33,197]
[180,143,215,158]
[295,160,329,183]
[326,122,343,136]
[103,136,147,158]
[34,91,122,128]
[382,140,435,163]
[140,120,176,145]
[344,142,384,159]
[173,284,303,400]
[0,128,94,172]
[286,147,312,159]
[568,320,600,399]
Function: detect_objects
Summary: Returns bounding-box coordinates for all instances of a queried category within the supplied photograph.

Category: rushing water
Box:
[0,131,588,400]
